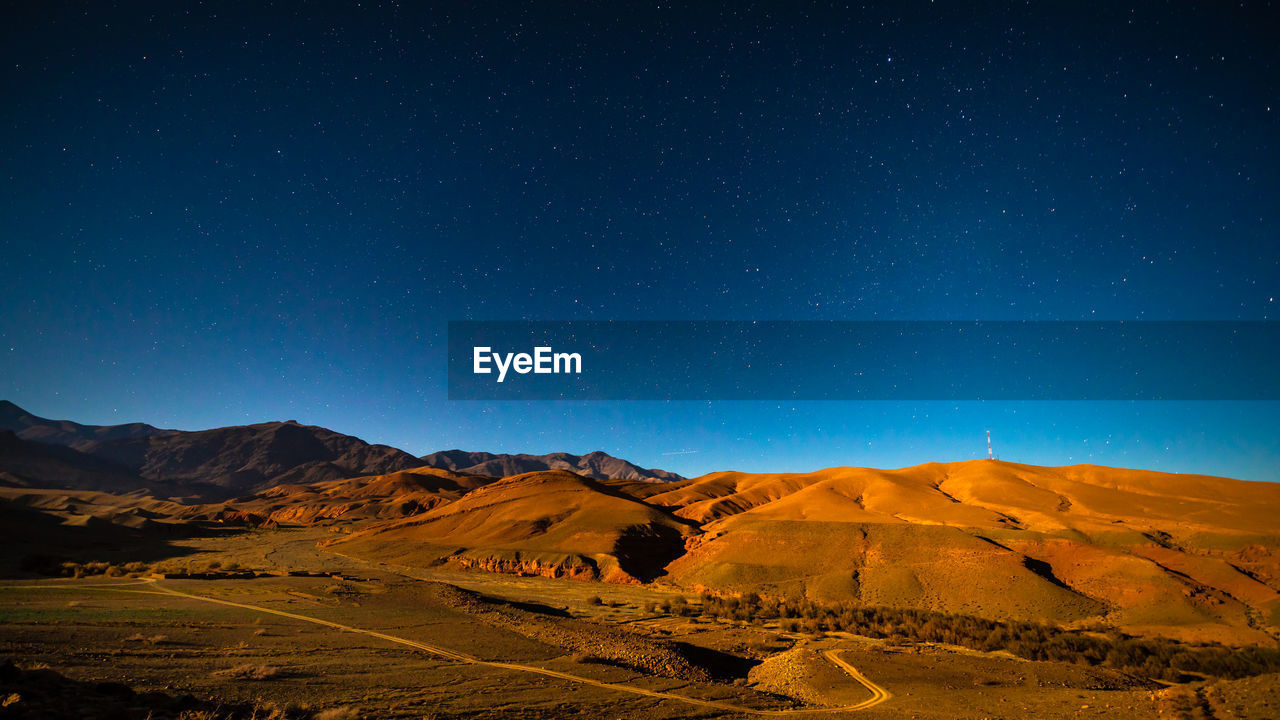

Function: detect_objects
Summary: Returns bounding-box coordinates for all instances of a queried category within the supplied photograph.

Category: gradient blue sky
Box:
[2,3,1277,481]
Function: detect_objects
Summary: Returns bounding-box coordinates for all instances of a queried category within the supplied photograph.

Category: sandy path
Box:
[821,649,893,710]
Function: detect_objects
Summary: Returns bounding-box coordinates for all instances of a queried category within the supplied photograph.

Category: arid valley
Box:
[7,1,1280,717]
[2,401,1279,719]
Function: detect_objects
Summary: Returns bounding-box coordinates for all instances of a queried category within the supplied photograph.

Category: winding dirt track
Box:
[821,649,892,710]
[6,579,893,715]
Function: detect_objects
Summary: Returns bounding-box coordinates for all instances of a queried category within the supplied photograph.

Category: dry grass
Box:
[212,663,284,681]
[315,707,360,720]
[24,558,157,578]
[174,701,293,720]
[125,632,169,645]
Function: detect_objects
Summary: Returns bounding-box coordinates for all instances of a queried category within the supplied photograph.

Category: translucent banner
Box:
[446,321,1280,401]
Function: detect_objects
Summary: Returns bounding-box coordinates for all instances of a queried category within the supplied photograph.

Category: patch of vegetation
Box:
[19,554,153,578]
[124,632,169,646]
[694,592,1280,681]
[658,596,695,616]
[213,663,285,680]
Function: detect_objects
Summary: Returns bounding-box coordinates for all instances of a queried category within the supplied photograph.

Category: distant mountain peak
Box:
[0,402,421,500]
[0,400,168,451]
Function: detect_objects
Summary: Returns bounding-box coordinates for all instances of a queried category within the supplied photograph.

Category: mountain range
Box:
[420,449,683,483]
[0,401,683,499]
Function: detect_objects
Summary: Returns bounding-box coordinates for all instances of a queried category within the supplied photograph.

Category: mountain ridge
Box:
[0,402,424,499]
[420,448,684,483]
[0,402,685,498]
[0,400,170,450]
[0,429,146,494]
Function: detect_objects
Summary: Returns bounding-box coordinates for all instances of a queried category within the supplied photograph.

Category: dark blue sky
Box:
[2,2,1277,480]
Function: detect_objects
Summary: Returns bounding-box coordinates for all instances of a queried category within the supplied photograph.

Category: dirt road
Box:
[821,649,893,710]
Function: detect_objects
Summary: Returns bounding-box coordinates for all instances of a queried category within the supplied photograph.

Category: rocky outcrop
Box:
[445,552,601,581]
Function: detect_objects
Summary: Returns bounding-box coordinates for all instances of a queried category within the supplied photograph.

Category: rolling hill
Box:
[330,470,698,583]
[196,465,498,525]
[319,459,1280,643]
[646,461,1280,644]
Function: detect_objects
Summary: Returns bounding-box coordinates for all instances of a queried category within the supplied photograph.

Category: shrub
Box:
[125,633,168,645]
[693,590,1280,680]
[213,664,283,680]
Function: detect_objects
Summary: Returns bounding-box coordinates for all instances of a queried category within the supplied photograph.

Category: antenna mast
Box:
[986,430,994,460]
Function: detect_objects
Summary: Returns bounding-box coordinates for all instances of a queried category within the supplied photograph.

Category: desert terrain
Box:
[2,402,1279,719]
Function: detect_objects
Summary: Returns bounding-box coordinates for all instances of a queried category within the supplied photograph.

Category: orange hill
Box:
[329,470,697,583]
[645,461,1280,644]
[316,460,1280,644]
[193,466,496,526]
[9,454,1277,646]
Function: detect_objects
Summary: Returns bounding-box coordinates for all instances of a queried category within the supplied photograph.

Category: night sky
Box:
[2,3,1277,481]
